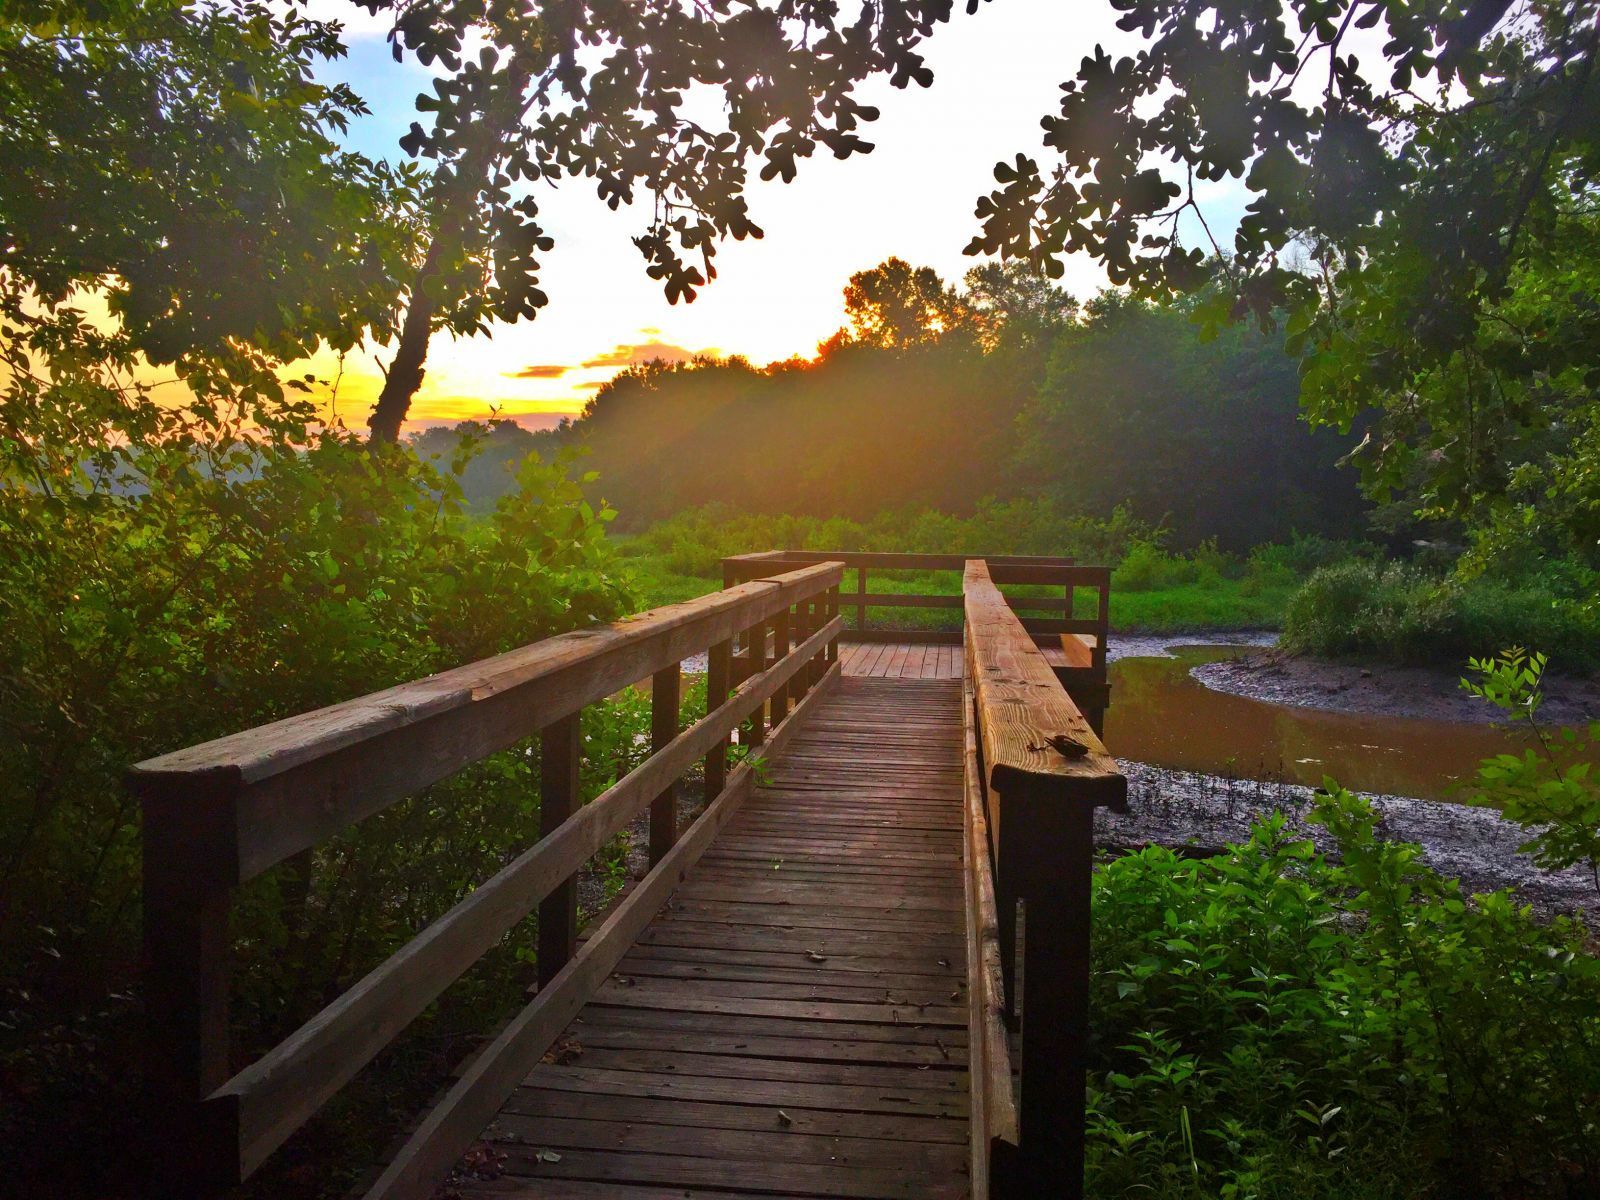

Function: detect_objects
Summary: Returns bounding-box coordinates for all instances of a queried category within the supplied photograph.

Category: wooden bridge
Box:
[131,552,1126,1200]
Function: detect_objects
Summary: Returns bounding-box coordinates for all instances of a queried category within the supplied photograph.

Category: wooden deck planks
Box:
[450,676,969,1199]
[839,640,962,680]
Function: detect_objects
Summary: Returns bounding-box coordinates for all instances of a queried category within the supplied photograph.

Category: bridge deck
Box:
[450,670,969,1199]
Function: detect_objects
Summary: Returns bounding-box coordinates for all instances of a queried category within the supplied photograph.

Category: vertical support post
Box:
[855,565,867,631]
[705,638,731,798]
[1004,795,1094,1200]
[826,585,840,665]
[1094,576,1110,677]
[139,788,239,1191]
[743,617,767,751]
[650,664,680,867]
[537,711,581,990]
[770,605,792,725]
[796,598,816,690]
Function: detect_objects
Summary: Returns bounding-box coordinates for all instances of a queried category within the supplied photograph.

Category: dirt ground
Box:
[1192,645,1600,726]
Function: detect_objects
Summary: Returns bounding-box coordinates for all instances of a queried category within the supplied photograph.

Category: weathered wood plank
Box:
[963,561,1123,806]
[130,563,844,887]
[215,619,845,1179]
[434,675,971,1200]
[358,663,844,1200]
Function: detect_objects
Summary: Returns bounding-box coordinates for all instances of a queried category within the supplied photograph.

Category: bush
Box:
[1283,560,1600,671]
[1112,539,1202,592]
[1089,789,1600,1199]
[0,419,638,1197]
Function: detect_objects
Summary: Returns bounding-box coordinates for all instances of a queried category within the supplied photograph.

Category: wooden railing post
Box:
[770,606,791,725]
[705,638,731,798]
[997,789,1097,1197]
[136,783,241,1192]
[649,665,680,866]
[743,618,767,751]
[855,565,867,630]
[964,558,1126,1200]
[826,585,840,665]
[537,712,581,990]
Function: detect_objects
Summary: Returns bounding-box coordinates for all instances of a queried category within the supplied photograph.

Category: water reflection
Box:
[1103,646,1537,801]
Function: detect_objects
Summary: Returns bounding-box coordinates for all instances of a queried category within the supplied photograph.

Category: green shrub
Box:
[1462,649,1600,891]
[1283,560,1600,671]
[1112,539,1202,592]
[0,417,638,1196]
[1089,790,1600,1198]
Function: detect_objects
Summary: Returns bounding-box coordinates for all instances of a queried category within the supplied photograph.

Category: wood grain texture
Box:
[360,662,844,1200]
[216,619,844,1179]
[962,560,1125,809]
[441,676,971,1200]
[129,562,843,887]
[962,671,1018,1200]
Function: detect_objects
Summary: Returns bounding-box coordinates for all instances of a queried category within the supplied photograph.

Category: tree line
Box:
[435,259,1369,551]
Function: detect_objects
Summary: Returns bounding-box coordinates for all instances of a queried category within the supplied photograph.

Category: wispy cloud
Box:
[504,364,569,379]
[580,340,705,369]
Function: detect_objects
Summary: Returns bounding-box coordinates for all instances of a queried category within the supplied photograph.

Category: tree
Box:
[962,260,1079,347]
[834,256,976,350]
[1016,293,1365,548]
[358,0,977,440]
[968,0,1600,561]
[0,0,420,432]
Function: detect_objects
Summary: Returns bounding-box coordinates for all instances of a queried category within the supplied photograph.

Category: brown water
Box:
[1103,645,1537,801]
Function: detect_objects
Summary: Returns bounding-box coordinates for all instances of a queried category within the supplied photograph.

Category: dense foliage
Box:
[357,0,982,437]
[1463,649,1600,890]
[1282,557,1600,670]
[0,406,638,1194]
[972,0,1600,574]
[1089,789,1600,1198]
[508,261,1368,550]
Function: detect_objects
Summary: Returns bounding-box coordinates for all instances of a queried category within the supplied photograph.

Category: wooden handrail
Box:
[962,559,1126,1200]
[962,661,1018,1200]
[132,566,839,888]
[725,550,1080,571]
[132,562,845,1194]
[722,553,1111,696]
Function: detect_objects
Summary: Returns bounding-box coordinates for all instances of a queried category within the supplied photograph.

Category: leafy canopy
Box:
[969,0,1600,565]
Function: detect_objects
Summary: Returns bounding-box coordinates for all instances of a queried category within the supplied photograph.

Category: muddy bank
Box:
[1099,762,1597,918]
[1107,629,1277,662]
[1194,646,1600,726]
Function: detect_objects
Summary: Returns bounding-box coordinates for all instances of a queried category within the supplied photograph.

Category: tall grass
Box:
[1282,560,1600,673]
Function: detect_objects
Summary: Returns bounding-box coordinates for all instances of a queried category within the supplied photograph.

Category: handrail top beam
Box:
[130,561,843,792]
[964,559,1125,809]
[726,550,1081,572]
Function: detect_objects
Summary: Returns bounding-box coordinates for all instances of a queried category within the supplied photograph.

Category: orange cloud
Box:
[504,364,569,379]
[580,340,708,369]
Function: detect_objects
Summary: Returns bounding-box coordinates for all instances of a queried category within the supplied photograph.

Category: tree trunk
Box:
[365,62,534,444]
[367,268,437,445]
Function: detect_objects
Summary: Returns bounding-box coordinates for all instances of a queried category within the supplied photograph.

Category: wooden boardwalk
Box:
[135,556,1120,1200]
[453,669,969,1199]
[838,641,1072,680]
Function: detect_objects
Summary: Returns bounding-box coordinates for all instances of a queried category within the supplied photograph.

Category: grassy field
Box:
[621,554,1298,634]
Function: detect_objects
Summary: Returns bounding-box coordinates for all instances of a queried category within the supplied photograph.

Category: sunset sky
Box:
[307,1,1250,430]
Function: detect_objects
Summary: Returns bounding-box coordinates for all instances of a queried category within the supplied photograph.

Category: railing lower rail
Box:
[962,559,1127,1198]
[130,563,843,1198]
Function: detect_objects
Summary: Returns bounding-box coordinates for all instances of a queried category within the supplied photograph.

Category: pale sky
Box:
[305,1,1250,430]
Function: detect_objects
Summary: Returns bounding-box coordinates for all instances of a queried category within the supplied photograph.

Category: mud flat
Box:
[1099,761,1597,919]
[1194,646,1600,726]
